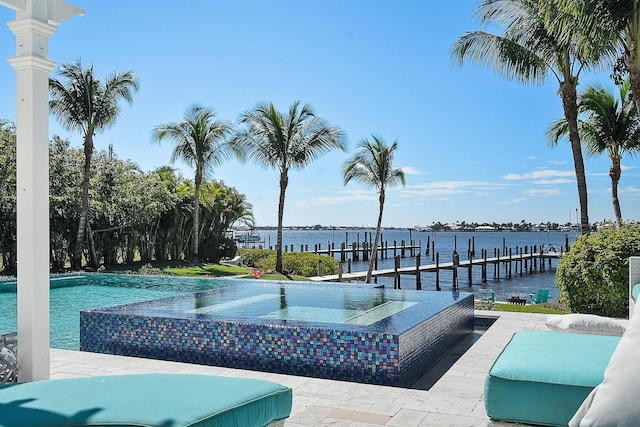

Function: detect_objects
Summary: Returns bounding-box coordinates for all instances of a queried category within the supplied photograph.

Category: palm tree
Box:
[560,0,640,116]
[152,105,233,260]
[231,101,347,273]
[49,59,139,269]
[451,0,613,235]
[343,136,405,283]
[548,79,640,229]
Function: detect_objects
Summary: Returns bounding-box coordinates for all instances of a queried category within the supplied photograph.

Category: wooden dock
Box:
[284,239,421,262]
[309,250,561,291]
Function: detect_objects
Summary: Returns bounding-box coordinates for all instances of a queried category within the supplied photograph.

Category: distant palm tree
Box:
[451,0,615,235]
[231,101,347,273]
[49,59,139,269]
[548,79,640,229]
[152,105,233,260]
[343,136,405,283]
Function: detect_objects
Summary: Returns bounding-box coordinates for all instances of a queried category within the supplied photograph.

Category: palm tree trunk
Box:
[366,191,385,283]
[629,62,640,117]
[73,134,93,269]
[559,81,590,234]
[610,157,623,230]
[627,15,640,117]
[192,169,202,260]
[276,170,288,274]
[86,222,99,270]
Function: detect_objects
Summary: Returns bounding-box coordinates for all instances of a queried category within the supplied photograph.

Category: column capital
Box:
[7,17,57,61]
[7,16,57,37]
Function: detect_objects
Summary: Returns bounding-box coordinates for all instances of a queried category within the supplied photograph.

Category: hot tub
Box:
[80,281,473,387]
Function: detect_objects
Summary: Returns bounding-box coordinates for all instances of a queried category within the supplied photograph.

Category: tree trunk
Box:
[627,15,640,117]
[86,221,99,270]
[559,80,590,234]
[366,191,385,283]
[628,62,640,117]
[276,169,288,273]
[192,168,202,260]
[610,155,623,229]
[73,133,94,269]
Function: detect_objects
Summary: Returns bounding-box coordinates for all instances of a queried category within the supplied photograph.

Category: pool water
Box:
[0,274,228,349]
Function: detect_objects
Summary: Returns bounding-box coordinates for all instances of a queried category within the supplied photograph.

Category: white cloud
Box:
[533,178,574,185]
[503,169,575,181]
[620,185,640,194]
[400,180,510,197]
[401,166,420,175]
[296,190,376,207]
[499,197,529,205]
[526,188,562,197]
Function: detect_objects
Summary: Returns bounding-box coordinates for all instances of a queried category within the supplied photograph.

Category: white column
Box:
[9,16,57,384]
[1,0,83,382]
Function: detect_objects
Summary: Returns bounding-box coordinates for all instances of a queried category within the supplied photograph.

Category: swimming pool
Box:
[0,274,228,349]
[80,282,474,386]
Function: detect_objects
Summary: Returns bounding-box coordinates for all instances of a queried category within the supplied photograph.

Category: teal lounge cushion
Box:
[485,331,619,427]
[0,374,292,427]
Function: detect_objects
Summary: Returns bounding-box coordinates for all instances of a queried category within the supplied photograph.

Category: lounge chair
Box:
[478,289,494,302]
[485,257,640,426]
[529,289,549,304]
[0,374,292,426]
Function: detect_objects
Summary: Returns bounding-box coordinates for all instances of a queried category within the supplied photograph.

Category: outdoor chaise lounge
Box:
[484,256,640,426]
[0,374,292,427]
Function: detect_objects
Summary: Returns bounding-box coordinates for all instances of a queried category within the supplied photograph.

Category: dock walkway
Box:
[310,251,560,289]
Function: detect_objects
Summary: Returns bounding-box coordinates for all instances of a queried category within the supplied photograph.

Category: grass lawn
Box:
[102,260,251,277]
[475,301,570,314]
[102,260,309,281]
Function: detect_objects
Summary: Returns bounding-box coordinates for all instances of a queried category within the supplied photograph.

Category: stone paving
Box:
[50,310,550,426]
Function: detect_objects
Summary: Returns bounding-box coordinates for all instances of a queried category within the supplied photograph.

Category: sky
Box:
[0,1,638,228]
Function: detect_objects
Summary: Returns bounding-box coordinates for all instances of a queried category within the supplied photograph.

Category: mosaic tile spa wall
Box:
[80,284,474,387]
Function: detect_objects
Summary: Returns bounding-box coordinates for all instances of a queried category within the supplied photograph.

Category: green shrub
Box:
[238,249,272,268]
[200,236,237,264]
[238,248,338,277]
[556,224,640,318]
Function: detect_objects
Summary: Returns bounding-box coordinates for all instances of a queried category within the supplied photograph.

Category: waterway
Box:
[239,229,580,303]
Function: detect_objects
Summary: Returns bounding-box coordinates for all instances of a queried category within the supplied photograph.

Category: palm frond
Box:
[343,136,405,192]
[231,101,347,173]
[152,104,233,176]
[452,31,549,84]
[49,59,139,137]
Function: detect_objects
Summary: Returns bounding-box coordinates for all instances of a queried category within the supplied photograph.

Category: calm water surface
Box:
[244,229,577,301]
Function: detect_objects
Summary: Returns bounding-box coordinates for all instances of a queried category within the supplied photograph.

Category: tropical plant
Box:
[231,101,348,273]
[451,0,615,235]
[556,224,640,317]
[49,59,139,269]
[152,104,234,261]
[0,120,17,273]
[49,136,83,270]
[198,180,254,263]
[237,248,339,277]
[343,136,405,283]
[548,79,640,229]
